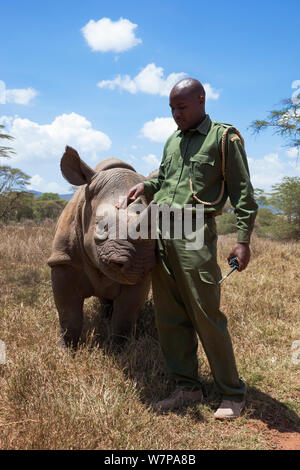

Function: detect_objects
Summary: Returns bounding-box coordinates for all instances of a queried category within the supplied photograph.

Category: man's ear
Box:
[197,94,205,105]
[60,146,96,185]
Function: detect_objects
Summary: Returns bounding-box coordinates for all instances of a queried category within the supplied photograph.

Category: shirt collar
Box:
[178,114,212,137]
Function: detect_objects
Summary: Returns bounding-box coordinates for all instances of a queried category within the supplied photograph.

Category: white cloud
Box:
[0,80,38,105]
[6,88,38,105]
[30,174,44,187]
[0,112,112,163]
[287,160,300,172]
[98,65,220,99]
[248,152,300,191]
[286,147,299,158]
[98,63,187,97]
[248,153,282,190]
[81,17,142,53]
[140,117,177,142]
[203,83,220,100]
[28,174,69,194]
[126,154,137,162]
[142,153,160,170]
[291,79,300,104]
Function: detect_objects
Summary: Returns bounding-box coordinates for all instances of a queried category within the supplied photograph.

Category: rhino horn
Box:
[61,146,96,186]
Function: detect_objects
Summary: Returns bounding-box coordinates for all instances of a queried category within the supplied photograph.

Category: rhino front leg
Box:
[51,265,86,348]
[111,275,151,344]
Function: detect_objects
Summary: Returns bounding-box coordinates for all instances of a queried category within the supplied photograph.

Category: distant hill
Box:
[28,190,74,201]
[58,193,74,201]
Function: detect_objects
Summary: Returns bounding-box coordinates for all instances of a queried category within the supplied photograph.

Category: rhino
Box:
[47,146,157,348]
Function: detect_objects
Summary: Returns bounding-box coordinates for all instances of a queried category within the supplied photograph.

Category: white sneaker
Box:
[214,399,245,419]
[153,388,203,412]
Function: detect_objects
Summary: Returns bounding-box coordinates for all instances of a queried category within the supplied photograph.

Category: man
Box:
[118,78,258,419]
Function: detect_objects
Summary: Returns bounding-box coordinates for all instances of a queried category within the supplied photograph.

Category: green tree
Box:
[250,99,300,154]
[6,191,35,221]
[33,198,66,220]
[37,192,60,201]
[0,166,31,220]
[269,176,300,240]
[216,213,237,235]
[254,188,270,208]
[0,124,15,159]
[254,207,277,238]
[0,123,32,221]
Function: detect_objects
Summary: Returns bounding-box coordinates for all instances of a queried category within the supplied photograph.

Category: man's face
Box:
[169,92,204,131]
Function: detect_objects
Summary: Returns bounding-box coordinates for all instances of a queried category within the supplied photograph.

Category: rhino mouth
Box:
[96,242,156,285]
[100,258,153,285]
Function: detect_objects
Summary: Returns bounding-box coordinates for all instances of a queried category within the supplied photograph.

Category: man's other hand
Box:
[227,243,250,272]
[116,183,145,209]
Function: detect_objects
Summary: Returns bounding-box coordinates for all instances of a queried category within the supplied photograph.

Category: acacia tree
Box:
[254,188,270,207]
[0,124,15,159]
[271,176,300,220]
[250,93,300,239]
[250,99,300,154]
[0,166,30,219]
[0,124,31,220]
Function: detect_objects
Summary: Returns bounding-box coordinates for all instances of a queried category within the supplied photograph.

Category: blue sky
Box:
[1,0,299,194]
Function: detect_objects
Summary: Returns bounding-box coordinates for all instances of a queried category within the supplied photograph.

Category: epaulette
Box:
[212,121,244,146]
[230,133,241,142]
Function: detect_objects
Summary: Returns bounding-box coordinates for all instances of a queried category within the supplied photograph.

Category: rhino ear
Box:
[60,146,96,185]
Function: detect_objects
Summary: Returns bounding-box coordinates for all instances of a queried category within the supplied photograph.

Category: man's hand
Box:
[115,183,145,209]
[227,243,250,272]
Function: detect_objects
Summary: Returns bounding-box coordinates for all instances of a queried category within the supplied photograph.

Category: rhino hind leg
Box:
[51,265,89,348]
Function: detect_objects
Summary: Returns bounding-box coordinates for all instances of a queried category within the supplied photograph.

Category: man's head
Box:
[169,78,206,131]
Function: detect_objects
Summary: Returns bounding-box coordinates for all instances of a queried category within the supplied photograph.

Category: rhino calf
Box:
[48,146,157,348]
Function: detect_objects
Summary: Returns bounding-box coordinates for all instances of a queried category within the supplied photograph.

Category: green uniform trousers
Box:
[151,217,246,402]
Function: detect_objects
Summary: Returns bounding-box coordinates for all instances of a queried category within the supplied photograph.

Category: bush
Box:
[216,213,237,235]
[0,192,67,223]
[268,215,300,241]
[254,208,277,238]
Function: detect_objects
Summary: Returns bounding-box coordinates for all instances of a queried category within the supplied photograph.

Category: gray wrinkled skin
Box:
[48,147,157,348]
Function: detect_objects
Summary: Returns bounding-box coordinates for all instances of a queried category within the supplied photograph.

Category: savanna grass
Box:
[0,221,299,449]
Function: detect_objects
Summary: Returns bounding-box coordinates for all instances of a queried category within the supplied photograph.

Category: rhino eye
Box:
[95,221,109,241]
[97,223,108,233]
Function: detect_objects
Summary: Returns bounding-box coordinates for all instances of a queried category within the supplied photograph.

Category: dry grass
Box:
[0,221,299,450]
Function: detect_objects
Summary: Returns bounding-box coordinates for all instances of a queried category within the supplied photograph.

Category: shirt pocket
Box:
[190,153,217,193]
[161,153,174,177]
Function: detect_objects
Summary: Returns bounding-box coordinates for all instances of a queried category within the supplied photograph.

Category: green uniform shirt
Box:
[143,114,258,243]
